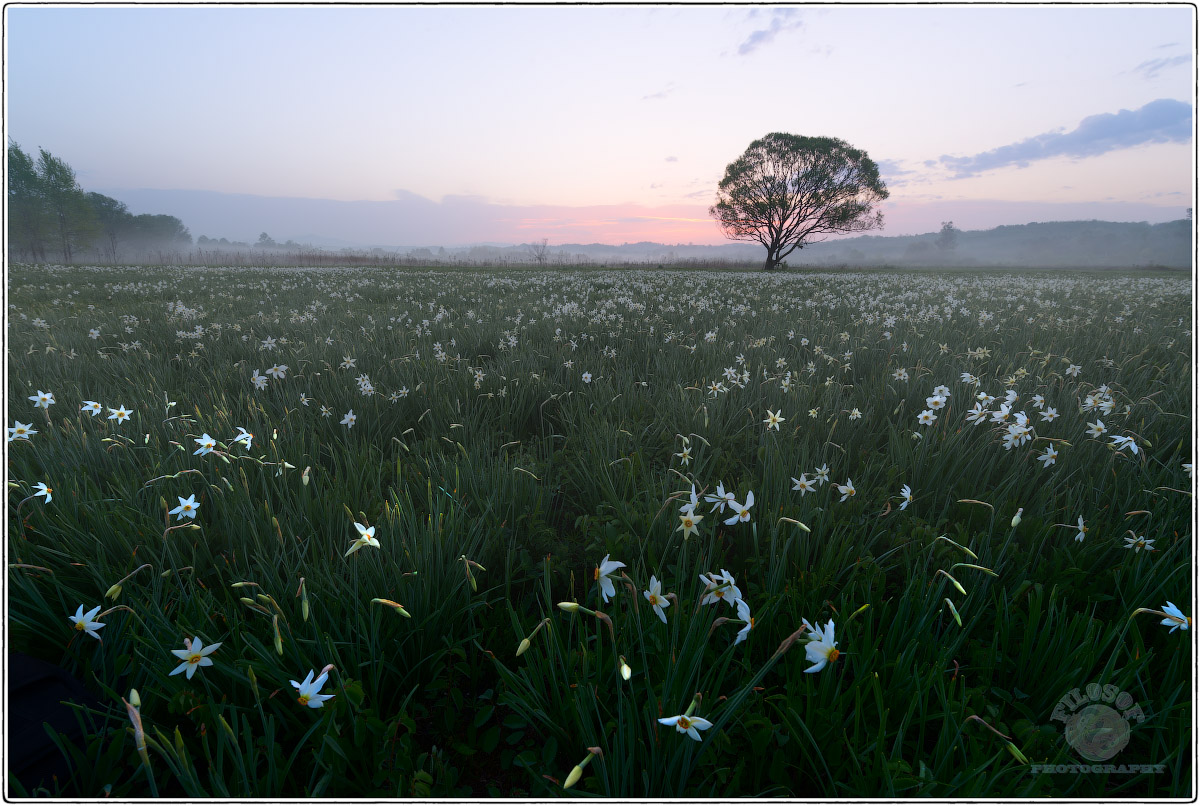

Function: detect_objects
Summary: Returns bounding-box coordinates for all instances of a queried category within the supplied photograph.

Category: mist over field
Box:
[91,187,1193,269]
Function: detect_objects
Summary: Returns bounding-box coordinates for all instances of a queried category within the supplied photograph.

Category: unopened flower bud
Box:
[563,765,584,790]
[1005,741,1030,765]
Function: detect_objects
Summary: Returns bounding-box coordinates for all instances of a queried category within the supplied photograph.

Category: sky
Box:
[5,4,1195,247]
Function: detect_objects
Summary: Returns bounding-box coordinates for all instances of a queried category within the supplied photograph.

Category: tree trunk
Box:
[763,248,777,271]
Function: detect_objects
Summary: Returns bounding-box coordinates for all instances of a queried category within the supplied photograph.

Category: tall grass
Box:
[6,263,1192,797]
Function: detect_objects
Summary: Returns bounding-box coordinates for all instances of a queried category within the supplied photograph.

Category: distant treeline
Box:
[7,140,192,263]
[791,219,1193,270]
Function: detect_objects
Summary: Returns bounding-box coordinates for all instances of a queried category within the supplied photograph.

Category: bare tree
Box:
[528,238,550,267]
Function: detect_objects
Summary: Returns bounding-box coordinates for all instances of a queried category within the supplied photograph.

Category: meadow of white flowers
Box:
[7,264,1193,798]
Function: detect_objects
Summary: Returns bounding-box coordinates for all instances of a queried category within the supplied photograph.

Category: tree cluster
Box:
[8,140,192,263]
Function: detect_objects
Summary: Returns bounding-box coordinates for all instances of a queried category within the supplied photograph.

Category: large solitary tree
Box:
[710,133,889,271]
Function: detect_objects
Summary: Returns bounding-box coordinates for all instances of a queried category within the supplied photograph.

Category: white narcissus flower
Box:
[29,390,56,409]
[169,494,200,520]
[68,604,105,640]
[699,570,742,608]
[724,490,754,525]
[594,554,625,603]
[965,403,988,425]
[763,409,785,430]
[193,433,217,456]
[835,479,856,503]
[802,618,840,673]
[32,482,53,504]
[657,713,713,742]
[232,426,254,450]
[733,597,755,645]
[1037,445,1058,467]
[170,636,222,680]
[290,668,335,709]
[81,400,102,416]
[679,484,700,516]
[705,481,736,513]
[792,474,815,495]
[917,409,937,426]
[1074,516,1088,542]
[9,421,37,441]
[1109,435,1139,455]
[1160,602,1190,633]
[345,522,380,556]
[1086,420,1107,438]
[1123,534,1154,552]
[108,405,132,424]
[581,372,592,384]
[677,510,702,541]
[644,576,671,624]
[898,484,913,511]
[341,410,357,429]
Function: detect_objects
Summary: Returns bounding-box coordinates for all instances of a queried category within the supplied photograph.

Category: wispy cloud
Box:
[642,85,674,101]
[1129,54,1190,79]
[876,158,915,183]
[939,99,1192,178]
[736,8,803,56]
[664,156,678,163]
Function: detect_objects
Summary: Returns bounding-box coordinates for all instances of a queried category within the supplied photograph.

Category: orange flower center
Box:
[297,695,310,706]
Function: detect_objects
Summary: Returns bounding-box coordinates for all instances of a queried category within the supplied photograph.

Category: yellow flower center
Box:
[74,621,85,631]
[188,654,201,665]
[297,694,310,706]
[828,648,840,663]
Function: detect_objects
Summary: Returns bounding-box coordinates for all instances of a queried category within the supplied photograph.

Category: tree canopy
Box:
[7,140,191,262]
[709,133,889,271]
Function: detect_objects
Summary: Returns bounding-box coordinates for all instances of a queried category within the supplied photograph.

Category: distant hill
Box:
[412,220,1193,269]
